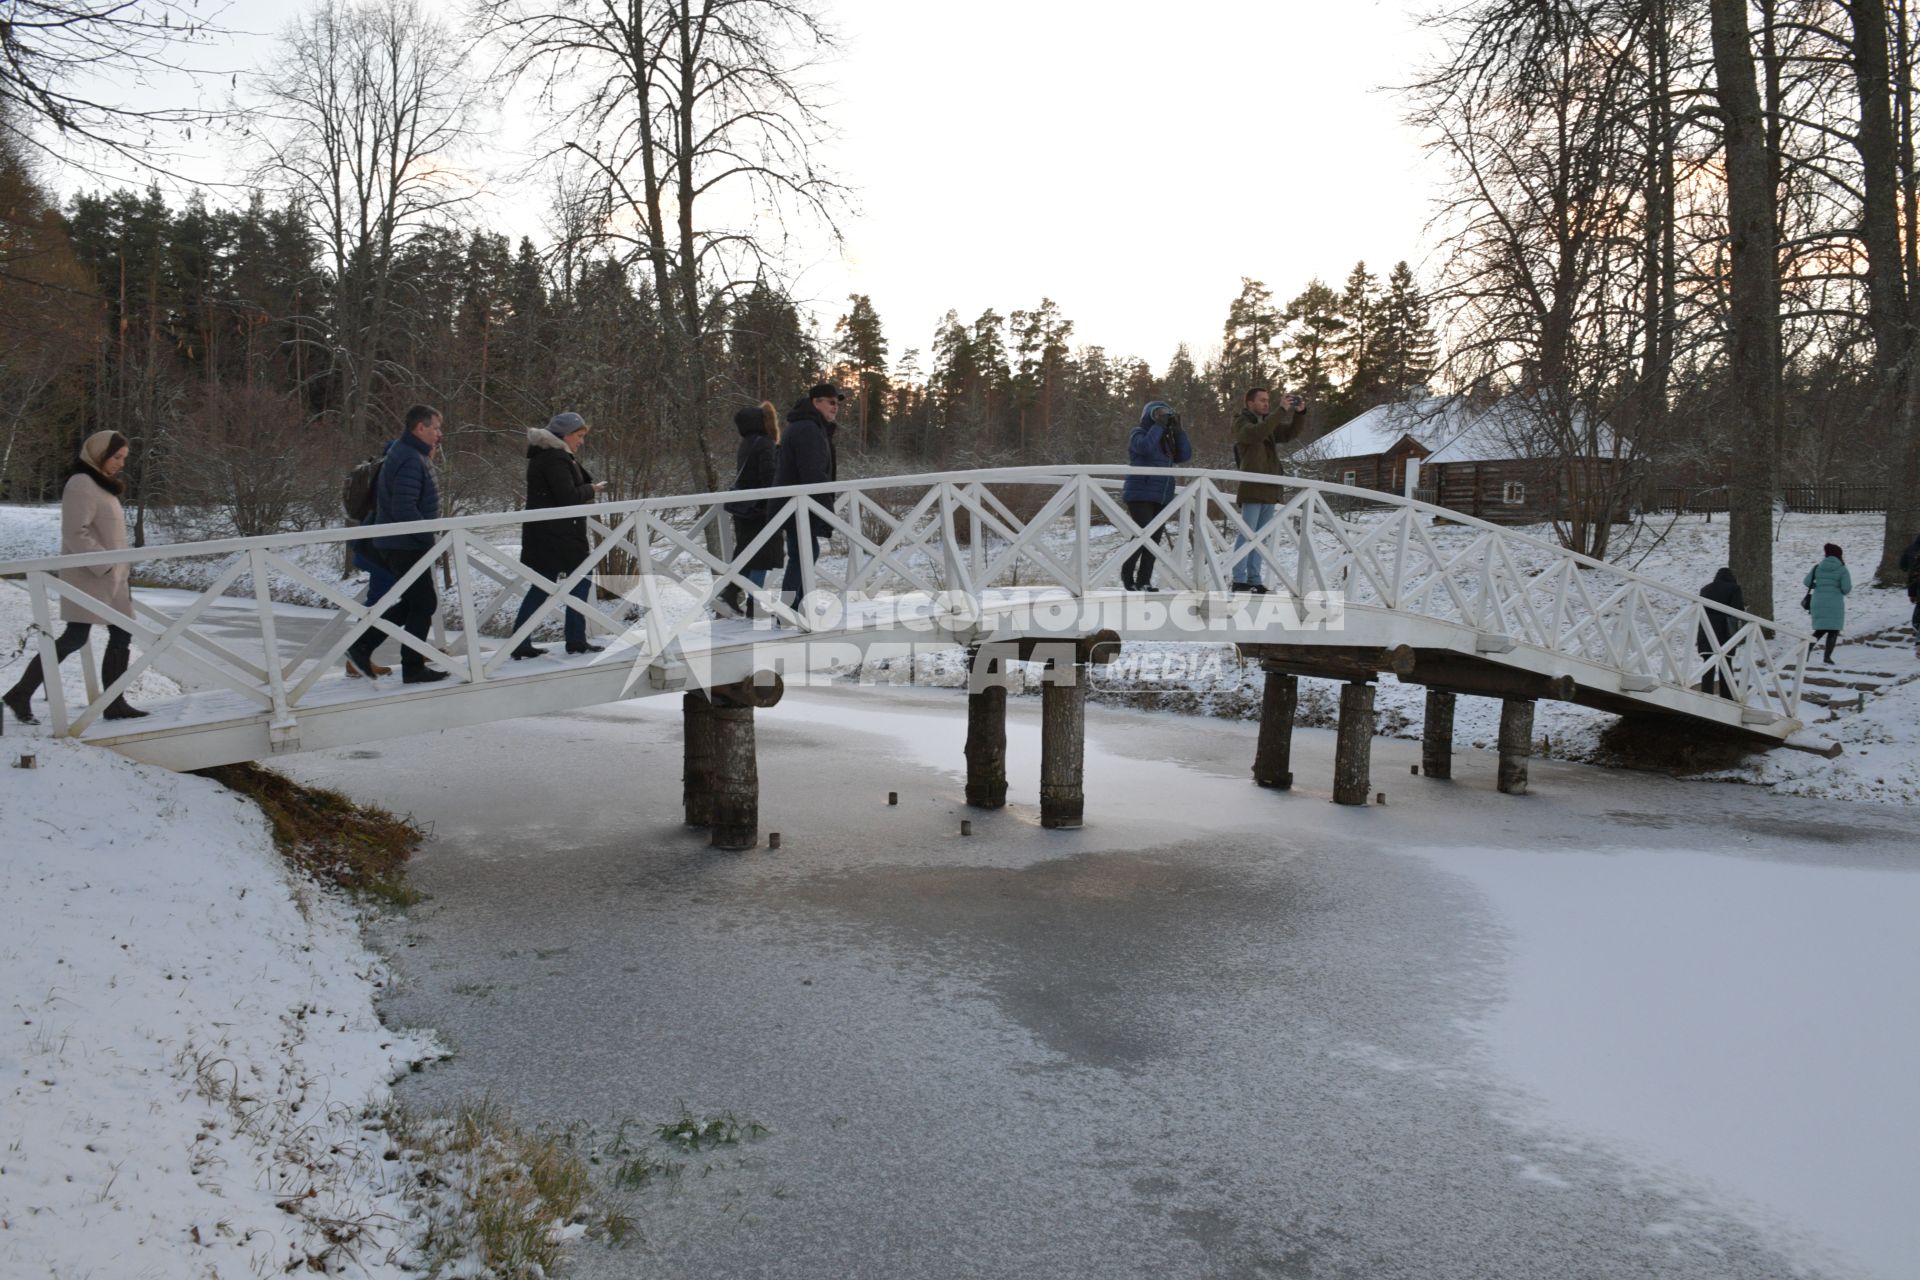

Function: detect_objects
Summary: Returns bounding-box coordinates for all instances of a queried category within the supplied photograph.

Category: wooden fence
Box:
[1650,485,1887,515]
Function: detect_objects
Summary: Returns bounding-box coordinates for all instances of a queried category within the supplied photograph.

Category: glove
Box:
[1163,412,1181,430]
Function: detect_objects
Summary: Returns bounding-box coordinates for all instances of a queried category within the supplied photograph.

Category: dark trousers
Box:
[6,623,131,701]
[780,518,819,603]
[514,575,591,649]
[350,548,438,672]
[1122,499,1168,590]
[1811,629,1838,663]
[1697,648,1731,698]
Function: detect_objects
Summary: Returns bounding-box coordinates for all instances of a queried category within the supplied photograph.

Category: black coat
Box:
[775,400,836,487]
[521,429,596,576]
[1698,569,1745,652]
[727,422,786,571]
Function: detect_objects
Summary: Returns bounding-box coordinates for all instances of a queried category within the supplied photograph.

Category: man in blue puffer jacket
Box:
[347,405,450,683]
[1119,400,1192,591]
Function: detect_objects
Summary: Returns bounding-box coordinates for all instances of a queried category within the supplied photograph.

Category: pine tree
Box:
[831,293,889,450]
[1279,279,1345,407]
[1008,298,1072,453]
[1375,261,1437,401]
[1332,261,1384,416]
[1219,277,1281,404]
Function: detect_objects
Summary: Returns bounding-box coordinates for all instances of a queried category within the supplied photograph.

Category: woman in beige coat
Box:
[3,431,148,724]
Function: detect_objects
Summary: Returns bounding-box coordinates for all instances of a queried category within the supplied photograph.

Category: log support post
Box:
[1253,662,1297,790]
[1332,680,1375,806]
[965,646,1009,809]
[1422,689,1456,780]
[706,673,784,849]
[683,691,716,827]
[1039,658,1087,829]
[1498,697,1535,795]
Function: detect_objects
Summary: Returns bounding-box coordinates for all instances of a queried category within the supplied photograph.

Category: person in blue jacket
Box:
[1119,400,1191,591]
[1803,542,1852,665]
[346,405,450,684]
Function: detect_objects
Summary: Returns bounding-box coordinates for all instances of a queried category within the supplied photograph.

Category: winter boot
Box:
[3,669,40,726]
[100,645,149,720]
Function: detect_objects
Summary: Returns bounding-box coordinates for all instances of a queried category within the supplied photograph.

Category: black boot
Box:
[101,644,148,720]
[3,669,40,726]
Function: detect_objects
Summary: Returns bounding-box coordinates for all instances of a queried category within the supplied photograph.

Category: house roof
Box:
[1300,397,1624,465]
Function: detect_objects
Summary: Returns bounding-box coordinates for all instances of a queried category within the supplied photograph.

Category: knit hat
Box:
[548,412,587,437]
[79,430,123,470]
[734,405,766,433]
[1824,543,1843,560]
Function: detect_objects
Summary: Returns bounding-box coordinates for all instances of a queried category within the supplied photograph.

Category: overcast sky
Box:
[57,0,1444,376]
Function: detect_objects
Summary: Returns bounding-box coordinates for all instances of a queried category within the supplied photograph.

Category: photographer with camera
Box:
[1229,387,1310,593]
[1120,400,1192,592]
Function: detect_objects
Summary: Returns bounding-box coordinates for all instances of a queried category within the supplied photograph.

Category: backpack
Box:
[342,456,383,522]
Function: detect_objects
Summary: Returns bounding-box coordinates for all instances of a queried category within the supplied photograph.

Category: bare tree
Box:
[246,0,482,442]
[478,0,847,491]
[0,0,223,171]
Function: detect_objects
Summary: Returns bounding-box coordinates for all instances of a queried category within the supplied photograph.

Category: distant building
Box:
[1293,397,1632,525]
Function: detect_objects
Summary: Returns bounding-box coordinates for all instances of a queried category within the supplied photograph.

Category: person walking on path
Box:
[717,402,784,619]
[1900,533,1920,658]
[1120,400,1192,592]
[1696,566,1745,697]
[345,405,452,684]
[775,382,842,608]
[1803,542,1852,665]
[511,412,607,659]
[1229,386,1309,593]
[345,448,394,679]
[3,431,149,725]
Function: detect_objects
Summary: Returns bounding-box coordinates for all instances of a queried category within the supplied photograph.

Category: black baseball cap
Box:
[808,382,846,401]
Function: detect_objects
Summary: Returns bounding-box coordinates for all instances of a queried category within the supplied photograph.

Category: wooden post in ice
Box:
[1332,681,1375,806]
[707,673,783,850]
[1422,689,1456,780]
[1039,657,1086,829]
[964,647,1009,809]
[682,691,716,827]
[1253,662,1297,790]
[1497,697,1534,795]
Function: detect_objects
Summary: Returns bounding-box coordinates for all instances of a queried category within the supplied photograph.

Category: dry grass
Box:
[1594,714,1768,773]
[388,1099,627,1274]
[196,762,425,907]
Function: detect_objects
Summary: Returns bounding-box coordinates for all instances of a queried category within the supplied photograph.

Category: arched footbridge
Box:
[1,467,1823,823]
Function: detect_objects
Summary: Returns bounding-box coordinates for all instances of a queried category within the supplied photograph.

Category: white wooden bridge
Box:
[1,467,1820,814]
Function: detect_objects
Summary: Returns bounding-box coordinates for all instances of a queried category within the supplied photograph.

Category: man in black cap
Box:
[775,382,843,606]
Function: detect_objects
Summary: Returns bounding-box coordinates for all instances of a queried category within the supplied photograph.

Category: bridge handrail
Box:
[0,464,1820,641]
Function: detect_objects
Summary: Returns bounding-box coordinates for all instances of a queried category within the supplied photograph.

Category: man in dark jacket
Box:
[1697,566,1744,697]
[1901,533,1920,658]
[776,382,842,605]
[1229,386,1309,593]
[347,405,449,683]
[511,411,606,658]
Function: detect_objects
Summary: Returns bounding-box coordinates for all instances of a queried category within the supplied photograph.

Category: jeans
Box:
[1231,502,1276,586]
[350,547,438,672]
[514,576,592,650]
[745,568,768,589]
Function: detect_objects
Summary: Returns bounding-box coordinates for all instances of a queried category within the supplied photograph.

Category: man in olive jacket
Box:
[1230,387,1310,592]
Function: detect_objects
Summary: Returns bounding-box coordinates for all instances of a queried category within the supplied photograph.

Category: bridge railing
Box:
[0,466,1811,740]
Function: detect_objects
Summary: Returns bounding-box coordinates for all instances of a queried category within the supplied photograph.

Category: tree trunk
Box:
[1039,662,1085,829]
[709,703,758,850]
[1710,0,1784,619]
[1332,681,1374,806]
[1253,665,1296,789]
[682,691,716,827]
[965,681,1009,808]
[1422,688,1456,780]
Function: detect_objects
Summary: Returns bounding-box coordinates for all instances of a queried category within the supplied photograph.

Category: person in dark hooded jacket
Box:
[1119,400,1191,591]
[1696,567,1744,697]
[717,401,785,618]
[1901,533,1920,658]
[776,382,842,605]
[510,412,606,658]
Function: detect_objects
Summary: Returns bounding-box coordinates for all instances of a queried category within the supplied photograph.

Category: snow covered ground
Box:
[0,731,448,1276]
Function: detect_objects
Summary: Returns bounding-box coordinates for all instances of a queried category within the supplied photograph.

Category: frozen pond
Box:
[281,685,1919,1280]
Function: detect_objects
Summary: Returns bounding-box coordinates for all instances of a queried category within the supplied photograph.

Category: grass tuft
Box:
[195,762,426,907]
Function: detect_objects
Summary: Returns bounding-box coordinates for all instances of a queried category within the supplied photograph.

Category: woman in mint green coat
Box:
[1803,542,1852,664]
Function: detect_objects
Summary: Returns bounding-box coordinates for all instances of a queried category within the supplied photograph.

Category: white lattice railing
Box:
[0,466,1811,741]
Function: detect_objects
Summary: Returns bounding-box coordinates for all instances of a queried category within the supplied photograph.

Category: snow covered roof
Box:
[1300,396,1624,465]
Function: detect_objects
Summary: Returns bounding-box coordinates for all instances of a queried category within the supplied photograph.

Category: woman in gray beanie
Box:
[511,412,607,658]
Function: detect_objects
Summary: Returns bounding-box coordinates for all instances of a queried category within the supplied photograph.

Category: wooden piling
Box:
[1421,689,1456,780]
[709,703,758,849]
[682,691,716,827]
[1498,697,1534,795]
[965,682,1009,809]
[1039,660,1086,829]
[1253,664,1297,790]
[1332,681,1375,806]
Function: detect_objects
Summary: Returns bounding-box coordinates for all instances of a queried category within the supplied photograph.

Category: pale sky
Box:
[53,0,1445,375]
